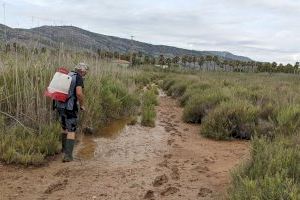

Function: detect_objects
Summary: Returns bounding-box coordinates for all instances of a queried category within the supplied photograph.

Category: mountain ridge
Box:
[0,24,252,61]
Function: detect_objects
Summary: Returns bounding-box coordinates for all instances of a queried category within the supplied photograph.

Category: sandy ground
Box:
[0,94,249,200]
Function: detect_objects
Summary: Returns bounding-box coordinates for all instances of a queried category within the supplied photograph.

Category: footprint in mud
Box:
[54,167,70,177]
[167,139,175,145]
[204,157,216,163]
[163,154,172,159]
[160,187,179,196]
[198,187,212,198]
[170,114,176,118]
[176,132,183,137]
[158,160,169,168]
[164,127,173,132]
[189,178,199,182]
[172,143,182,149]
[170,132,176,137]
[44,179,68,194]
[144,190,155,199]
[153,174,169,187]
[170,166,180,180]
[193,166,210,174]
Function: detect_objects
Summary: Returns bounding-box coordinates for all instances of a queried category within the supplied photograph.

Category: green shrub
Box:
[229,136,300,199]
[276,105,300,135]
[162,79,176,91]
[201,100,258,140]
[87,77,140,123]
[141,104,156,127]
[179,83,212,106]
[183,89,229,123]
[0,124,60,165]
[167,82,188,97]
[143,89,158,106]
[134,74,151,86]
[140,86,158,127]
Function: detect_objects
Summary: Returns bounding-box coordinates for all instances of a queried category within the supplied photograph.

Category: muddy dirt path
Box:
[0,94,249,200]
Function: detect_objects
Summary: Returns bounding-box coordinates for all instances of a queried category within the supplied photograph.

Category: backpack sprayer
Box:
[45,67,72,102]
[45,67,94,134]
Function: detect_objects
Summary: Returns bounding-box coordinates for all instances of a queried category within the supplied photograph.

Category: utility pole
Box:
[130,35,134,67]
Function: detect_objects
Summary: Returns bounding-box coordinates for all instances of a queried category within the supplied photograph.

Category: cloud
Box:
[2,0,300,64]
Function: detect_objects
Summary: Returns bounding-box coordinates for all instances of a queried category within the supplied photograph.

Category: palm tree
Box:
[166,58,172,67]
[192,56,197,69]
[159,54,165,66]
[187,56,193,68]
[294,62,300,74]
[181,55,187,68]
[212,56,218,71]
[172,56,180,65]
[198,56,205,71]
[205,55,212,71]
[144,55,150,64]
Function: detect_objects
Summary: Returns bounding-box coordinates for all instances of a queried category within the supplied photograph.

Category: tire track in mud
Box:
[0,93,249,200]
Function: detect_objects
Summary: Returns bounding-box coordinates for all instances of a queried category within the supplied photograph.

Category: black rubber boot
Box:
[63,139,75,162]
[61,133,67,153]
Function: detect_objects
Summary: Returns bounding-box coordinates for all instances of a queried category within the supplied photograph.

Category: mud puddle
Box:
[76,118,131,160]
[0,94,249,200]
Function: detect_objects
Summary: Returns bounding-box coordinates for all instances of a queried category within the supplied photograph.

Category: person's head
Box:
[75,63,89,77]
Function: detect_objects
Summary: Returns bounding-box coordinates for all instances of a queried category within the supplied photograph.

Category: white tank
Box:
[45,68,72,102]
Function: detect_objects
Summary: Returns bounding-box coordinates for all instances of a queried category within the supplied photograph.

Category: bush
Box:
[229,136,300,199]
[141,87,158,127]
[143,89,158,106]
[275,105,300,135]
[134,74,151,86]
[141,104,156,127]
[201,100,258,140]
[162,79,176,91]
[179,84,211,106]
[167,82,188,97]
[0,124,60,165]
[86,77,140,124]
[183,89,229,123]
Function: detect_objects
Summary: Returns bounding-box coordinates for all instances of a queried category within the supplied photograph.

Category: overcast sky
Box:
[1,0,300,64]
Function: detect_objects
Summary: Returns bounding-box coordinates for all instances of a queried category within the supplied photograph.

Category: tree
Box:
[198,56,205,70]
[172,56,180,64]
[97,49,102,57]
[205,55,212,71]
[271,62,278,73]
[144,55,150,64]
[294,62,299,74]
[212,56,218,71]
[158,54,165,66]
[113,51,120,59]
[187,56,193,68]
[166,58,172,67]
[192,56,197,69]
[181,55,187,67]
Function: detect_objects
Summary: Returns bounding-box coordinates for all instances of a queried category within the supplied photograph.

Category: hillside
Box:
[0,24,252,61]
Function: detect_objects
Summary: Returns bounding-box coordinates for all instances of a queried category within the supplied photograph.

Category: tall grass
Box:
[229,135,300,199]
[141,86,158,127]
[161,72,300,199]
[0,50,145,164]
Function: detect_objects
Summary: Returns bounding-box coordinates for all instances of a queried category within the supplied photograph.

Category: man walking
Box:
[55,63,88,162]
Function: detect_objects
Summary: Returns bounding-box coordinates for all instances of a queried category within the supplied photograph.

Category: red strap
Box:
[57,67,69,74]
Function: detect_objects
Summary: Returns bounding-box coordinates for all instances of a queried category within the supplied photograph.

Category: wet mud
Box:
[0,93,249,200]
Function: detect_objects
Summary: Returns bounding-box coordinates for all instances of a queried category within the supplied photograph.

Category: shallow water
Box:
[76,118,131,160]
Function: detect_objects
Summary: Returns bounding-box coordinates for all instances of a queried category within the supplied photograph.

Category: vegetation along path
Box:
[0,92,249,200]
